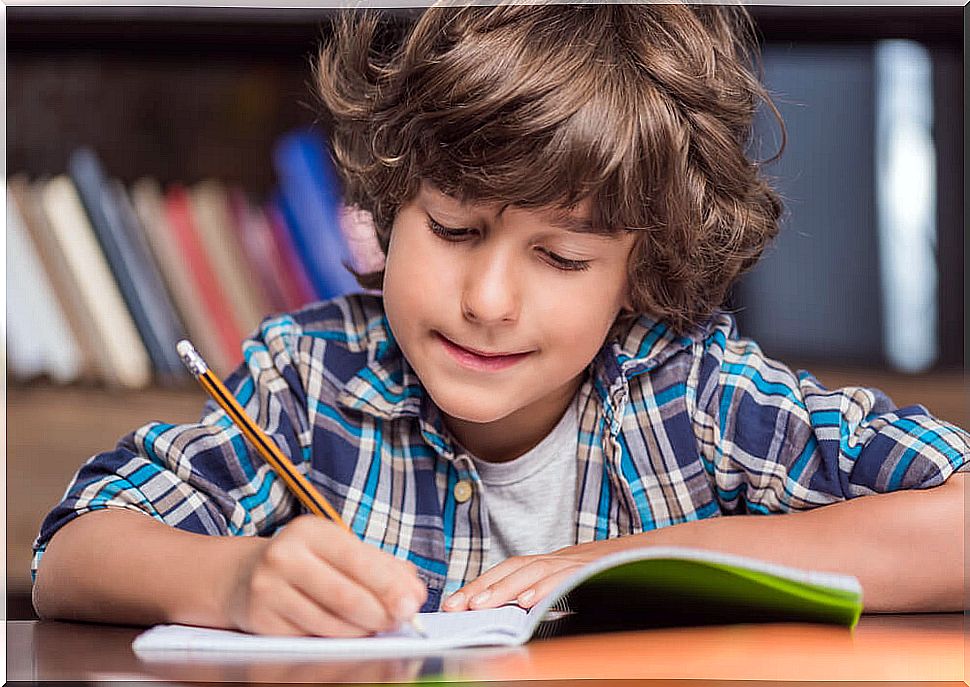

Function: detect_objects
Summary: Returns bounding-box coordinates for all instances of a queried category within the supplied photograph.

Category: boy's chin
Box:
[427,387,516,426]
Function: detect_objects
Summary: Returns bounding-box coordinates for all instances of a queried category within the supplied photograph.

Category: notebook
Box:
[132,546,863,657]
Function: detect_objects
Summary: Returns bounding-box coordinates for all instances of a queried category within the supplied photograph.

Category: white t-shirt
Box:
[469,397,580,572]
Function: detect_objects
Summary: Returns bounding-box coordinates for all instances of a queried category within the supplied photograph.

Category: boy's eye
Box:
[538,249,592,272]
[426,217,472,240]
[426,216,591,272]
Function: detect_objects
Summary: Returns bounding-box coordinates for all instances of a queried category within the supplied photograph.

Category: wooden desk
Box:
[6,615,965,684]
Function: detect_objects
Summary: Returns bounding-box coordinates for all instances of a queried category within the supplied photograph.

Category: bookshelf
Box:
[6,5,965,620]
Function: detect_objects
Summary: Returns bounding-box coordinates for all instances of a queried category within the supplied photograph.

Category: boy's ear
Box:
[619,291,635,314]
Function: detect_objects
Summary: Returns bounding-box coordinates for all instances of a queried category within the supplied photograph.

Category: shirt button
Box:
[453,480,473,503]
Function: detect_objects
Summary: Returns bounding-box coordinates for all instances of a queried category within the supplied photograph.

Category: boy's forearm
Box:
[596,476,966,612]
[32,508,263,628]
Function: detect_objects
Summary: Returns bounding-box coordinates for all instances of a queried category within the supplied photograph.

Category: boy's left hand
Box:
[441,542,610,612]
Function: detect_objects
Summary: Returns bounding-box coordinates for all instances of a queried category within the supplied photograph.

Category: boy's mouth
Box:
[434,332,533,372]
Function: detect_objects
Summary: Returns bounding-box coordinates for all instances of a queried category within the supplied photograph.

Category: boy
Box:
[32,4,967,638]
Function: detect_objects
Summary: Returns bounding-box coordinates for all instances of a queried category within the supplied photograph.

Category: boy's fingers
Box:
[242,582,319,636]
[250,612,306,637]
[442,557,533,611]
[268,582,372,637]
[465,560,556,609]
[306,524,426,619]
[289,549,397,633]
[463,559,587,610]
[515,568,583,609]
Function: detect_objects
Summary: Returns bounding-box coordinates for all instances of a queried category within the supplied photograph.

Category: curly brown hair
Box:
[314,2,785,336]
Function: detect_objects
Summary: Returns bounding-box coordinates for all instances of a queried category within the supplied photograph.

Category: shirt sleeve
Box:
[31,315,311,580]
[690,325,970,515]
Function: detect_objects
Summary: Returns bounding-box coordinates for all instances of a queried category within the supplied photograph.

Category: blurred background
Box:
[5,5,965,619]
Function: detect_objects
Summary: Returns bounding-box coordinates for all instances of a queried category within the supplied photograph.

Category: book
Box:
[130,177,232,377]
[68,148,183,378]
[107,178,190,381]
[228,187,290,314]
[265,196,317,310]
[165,184,244,372]
[189,179,269,335]
[272,130,360,300]
[6,184,84,383]
[39,176,152,389]
[131,546,863,657]
[8,175,102,382]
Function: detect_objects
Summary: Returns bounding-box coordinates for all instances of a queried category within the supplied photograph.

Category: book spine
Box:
[266,196,318,311]
[272,130,360,301]
[228,187,290,315]
[68,148,178,377]
[8,175,102,382]
[164,184,245,371]
[40,176,153,389]
[6,185,85,383]
[188,180,270,336]
[130,177,233,377]
[107,178,190,380]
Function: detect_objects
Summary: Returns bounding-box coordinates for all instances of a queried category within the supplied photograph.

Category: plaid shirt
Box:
[33,293,970,610]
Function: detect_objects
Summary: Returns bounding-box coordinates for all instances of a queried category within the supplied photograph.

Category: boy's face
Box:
[382,183,635,461]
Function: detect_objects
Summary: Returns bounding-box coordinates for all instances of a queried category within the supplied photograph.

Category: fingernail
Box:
[517,589,536,605]
[395,596,421,620]
[470,590,492,607]
[443,592,465,609]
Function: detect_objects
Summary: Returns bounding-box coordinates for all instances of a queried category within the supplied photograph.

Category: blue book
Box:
[68,148,186,379]
[272,130,360,300]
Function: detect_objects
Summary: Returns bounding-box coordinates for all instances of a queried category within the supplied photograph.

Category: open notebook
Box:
[132,546,863,657]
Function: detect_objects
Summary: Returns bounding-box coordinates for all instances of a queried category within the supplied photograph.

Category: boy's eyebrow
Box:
[495,203,602,235]
[547,213,601,234]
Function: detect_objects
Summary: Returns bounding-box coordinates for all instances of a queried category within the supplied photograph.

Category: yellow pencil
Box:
[176,339,426,637]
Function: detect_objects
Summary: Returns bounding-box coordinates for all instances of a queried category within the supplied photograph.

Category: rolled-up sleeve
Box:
[31,314,311,580]
[691,328,970,515]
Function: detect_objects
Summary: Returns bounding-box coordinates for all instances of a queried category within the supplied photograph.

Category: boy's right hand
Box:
[223,514,427,637]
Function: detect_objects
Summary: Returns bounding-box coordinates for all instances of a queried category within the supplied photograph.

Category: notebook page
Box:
[133,606,532,658]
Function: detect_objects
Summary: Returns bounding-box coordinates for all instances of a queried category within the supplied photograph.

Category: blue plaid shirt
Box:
[33,293,970,611]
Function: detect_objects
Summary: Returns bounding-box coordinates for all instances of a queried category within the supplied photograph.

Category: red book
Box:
[165,184,244,369]
[265,200,317,310]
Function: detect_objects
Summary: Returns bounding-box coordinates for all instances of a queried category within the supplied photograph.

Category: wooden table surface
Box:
[6,615,965,684]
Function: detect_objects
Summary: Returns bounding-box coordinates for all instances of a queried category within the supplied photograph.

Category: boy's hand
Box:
[223,514,427,637]
[441,543,609,612]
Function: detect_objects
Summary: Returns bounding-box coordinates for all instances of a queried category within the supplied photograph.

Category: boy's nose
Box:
[460,253,520,325]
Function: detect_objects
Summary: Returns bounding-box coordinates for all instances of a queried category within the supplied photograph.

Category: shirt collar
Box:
[335,316,455,454]
[335,314,424,420]
[592,313,706,386]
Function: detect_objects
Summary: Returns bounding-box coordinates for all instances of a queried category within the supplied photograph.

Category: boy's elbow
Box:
[29,515,98,621]
[31,555,64,621]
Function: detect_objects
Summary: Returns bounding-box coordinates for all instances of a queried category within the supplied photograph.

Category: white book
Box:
[133,546,863,659]
[39,176,152,389]
[6,185,84,382]
[189,179,269,334]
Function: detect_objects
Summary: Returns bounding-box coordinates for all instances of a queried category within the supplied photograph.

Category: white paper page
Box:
[132,606,532,658]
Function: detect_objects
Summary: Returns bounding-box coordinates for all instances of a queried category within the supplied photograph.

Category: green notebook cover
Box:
[529,546,863,638]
